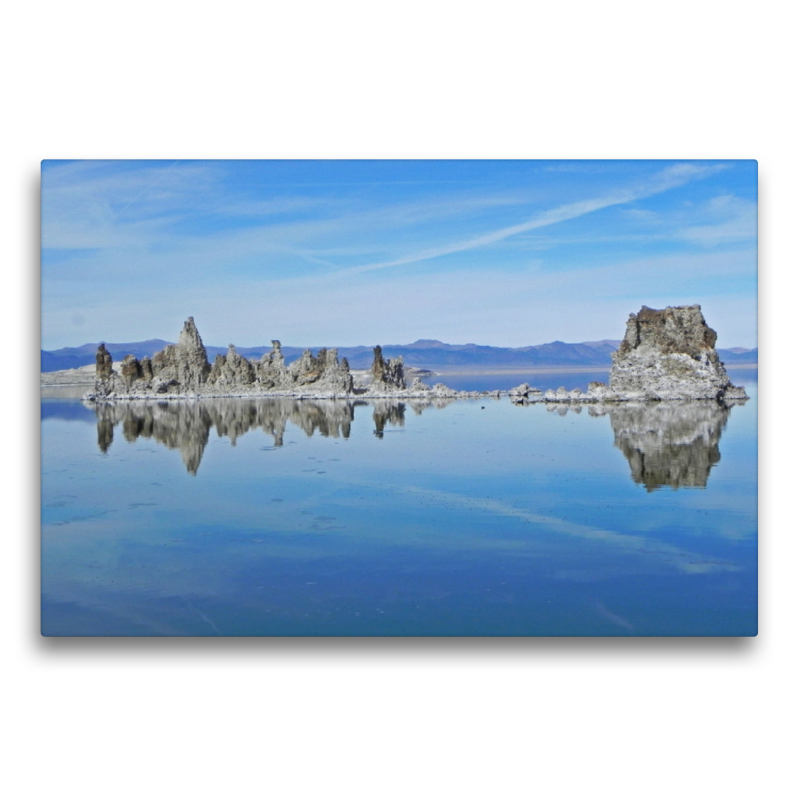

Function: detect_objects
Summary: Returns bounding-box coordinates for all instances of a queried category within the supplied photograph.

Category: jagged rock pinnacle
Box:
[370,345,406,390]
[95,343,113,379]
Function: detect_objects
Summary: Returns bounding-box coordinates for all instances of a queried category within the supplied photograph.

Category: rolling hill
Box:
[41,337,758,373]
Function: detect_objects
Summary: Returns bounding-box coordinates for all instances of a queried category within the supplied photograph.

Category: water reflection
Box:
[90,398,446,474]
[590,400,739,490]
[90,396,742,488]
[372,401,405,438]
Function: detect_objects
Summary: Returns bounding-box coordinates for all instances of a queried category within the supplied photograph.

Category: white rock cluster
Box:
[86,318,493,402]
[606,305,747,401]
[84,306,749,405]
[508,305,748,404]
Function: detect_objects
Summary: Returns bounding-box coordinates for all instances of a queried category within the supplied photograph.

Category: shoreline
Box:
[77,387,749,405]
[40,362,758,388]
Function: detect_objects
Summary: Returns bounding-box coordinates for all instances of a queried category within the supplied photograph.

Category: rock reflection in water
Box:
[92,395,739,488]
[372,401,405,438]
[90,398,442,474]
[595,400,737,490]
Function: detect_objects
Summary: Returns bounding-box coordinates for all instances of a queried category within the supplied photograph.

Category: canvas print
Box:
[41,160,757,636]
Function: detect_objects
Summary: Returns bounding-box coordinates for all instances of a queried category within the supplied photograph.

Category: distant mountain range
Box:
[41,337,758,373]
[41,339,174,373]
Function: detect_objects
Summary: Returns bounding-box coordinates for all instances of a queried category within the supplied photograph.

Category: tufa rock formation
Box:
[370,345,406,391]
[92,319,355,398]
[288,347,354,393]
[209,344,257,386]
[150,316,211,390]
[504,306,748,405]
[86,305,749,404]
[606,305,747,401]
[119,354,144,388]
[95,343,113,379]
[257,340,289,389]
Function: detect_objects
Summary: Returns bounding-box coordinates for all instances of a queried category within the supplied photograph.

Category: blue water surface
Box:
[41,376,757,636]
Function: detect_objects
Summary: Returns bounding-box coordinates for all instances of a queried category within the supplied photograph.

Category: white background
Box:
[3,2,797,798]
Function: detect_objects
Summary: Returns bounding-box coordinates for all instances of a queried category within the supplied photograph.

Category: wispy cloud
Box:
[42,160,536,255]
[677,195,757,246]
[502,187,755,253]
[330,163,728,277]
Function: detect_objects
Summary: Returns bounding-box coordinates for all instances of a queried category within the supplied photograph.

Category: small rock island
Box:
[510,304,747,404]
[85,305,748,404]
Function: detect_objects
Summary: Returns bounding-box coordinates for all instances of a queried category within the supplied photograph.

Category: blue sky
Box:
[41,160,757,350]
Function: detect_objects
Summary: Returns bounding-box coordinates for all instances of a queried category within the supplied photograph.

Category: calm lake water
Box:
[41,371,757,636]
